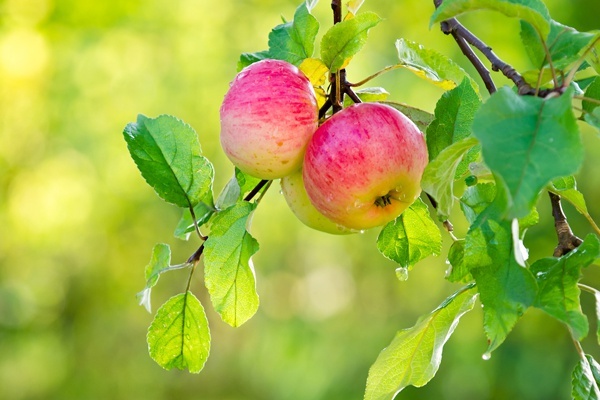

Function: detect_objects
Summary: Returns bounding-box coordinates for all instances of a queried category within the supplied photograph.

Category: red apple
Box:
[281,170,353,235]
[303,103,428,230]
[220,59,319,180]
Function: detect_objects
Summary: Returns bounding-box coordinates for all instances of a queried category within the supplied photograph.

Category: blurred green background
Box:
[1,0,600,399]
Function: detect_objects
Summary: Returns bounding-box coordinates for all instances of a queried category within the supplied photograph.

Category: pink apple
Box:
[220,59,319,180]
[303,103,428,230]
[281,170,353,235]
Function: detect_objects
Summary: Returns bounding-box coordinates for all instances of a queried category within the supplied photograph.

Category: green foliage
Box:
[421,137,479,220]
[123,114,214,209]
[473,87,583,218]
[174,202,214,241]
[320,12,382,72]
[446,240,473,283]
[532,234,600,340]
[380,102,434,132]
[464,186,538,353]
[138,244,175,312]
[394,39,477,91]
[431,0,551,37]
[376,198,441,271]
[572,355,600,399]
[148,292,211,373]
[364,284,478,400]
[204,202,260,327]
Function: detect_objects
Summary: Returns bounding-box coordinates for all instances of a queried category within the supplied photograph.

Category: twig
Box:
[549,192,582,257]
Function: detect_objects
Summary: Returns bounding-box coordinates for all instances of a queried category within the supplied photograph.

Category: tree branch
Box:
[549,192,582,257]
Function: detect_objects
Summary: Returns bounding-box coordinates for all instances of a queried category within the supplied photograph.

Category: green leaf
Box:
[472,87,583,218]
[376,198,442,270]
[268,1,320,66]
[427,78,481,161]
[521,20,599,70]
[572,355,600,400]
[320,12,382,72]
[465,186,538,353]
[460,182,496,224]
[204,202,260,327]
[431,0,551,38]
[174,202,214,241]
[531,234,600,340]
[549,176,589,215]
[585,107,600,131]
[364,284,478,400]
[395,39,478,91]
[238,50,270,71]
[380,101,434,132]
[147,292,211,373]
[421,137,479,220]
[446,239,473,283]
[343,87,390,107]
[583,76,600,114]
[123,114,214,209]
[236,168,263,198]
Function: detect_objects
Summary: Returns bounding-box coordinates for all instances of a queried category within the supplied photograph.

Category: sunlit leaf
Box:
[431,0,551,37]
[549,176,589,215]
[299,57,329,87]
[343,87,390,107]
[473,87,583,218]
[521,20,598,70]
[377,198,442,270]
[268,1,320,66]
[147,292,210,373]
[204,202,259,327]
[531,234,600,340]
[123,114,214,209]
[347,0,365,16]
[395,39,478,92]
[137,244,171,312]
[465,186,537,353]
[572,355,600,400]
[460,182,496,224]
[421,137,479,220]
[321,12,382,72]
[364,284,478,400]
[238,51,270,71]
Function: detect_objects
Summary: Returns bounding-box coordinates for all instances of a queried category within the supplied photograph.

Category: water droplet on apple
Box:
[482,352,491,361]
[395,267,409,281]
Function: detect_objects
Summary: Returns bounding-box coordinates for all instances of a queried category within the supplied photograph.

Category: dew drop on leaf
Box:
[395,267,409,281]
[482,352,491,361]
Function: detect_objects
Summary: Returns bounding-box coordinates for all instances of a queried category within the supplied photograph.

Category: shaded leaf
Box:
[395,39,477,91]
[147,292,210,373]
[549,176,589,215]
[343,87,390,107]
[572,355,600,400]
[421,137,479,220]
[464,186,537,353]
[531,234,600,340]
[364,284,478,400]
[377,198,441,270]
[472,86,583,218]
[123,114,214,209]
[204,202,259,327]
[431,0,551,37]
[446,239,473,283]
[583,76,600,114]
[238,51,270,71]
[174,202,214,241]
[585,107,600,131]
[426,78,482,161]
[460,182,496,224]
[380,101,434,132]
[321,12,382,72]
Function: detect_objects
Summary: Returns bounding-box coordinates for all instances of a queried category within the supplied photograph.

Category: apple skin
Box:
[220,59,319,180]
[303,102,428,230]
[281,170,354,235]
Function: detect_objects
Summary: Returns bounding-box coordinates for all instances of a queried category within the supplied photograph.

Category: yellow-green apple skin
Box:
[303,103,428,230]
[220,59,319,180]
[281,170,353,235]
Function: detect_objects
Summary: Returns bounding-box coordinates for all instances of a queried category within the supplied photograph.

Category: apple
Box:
[303,102,428,230]
[281,170,353,235]
[220,59,319,180]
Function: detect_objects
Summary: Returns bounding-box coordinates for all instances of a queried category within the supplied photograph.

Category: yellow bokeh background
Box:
[1,0,600,398]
